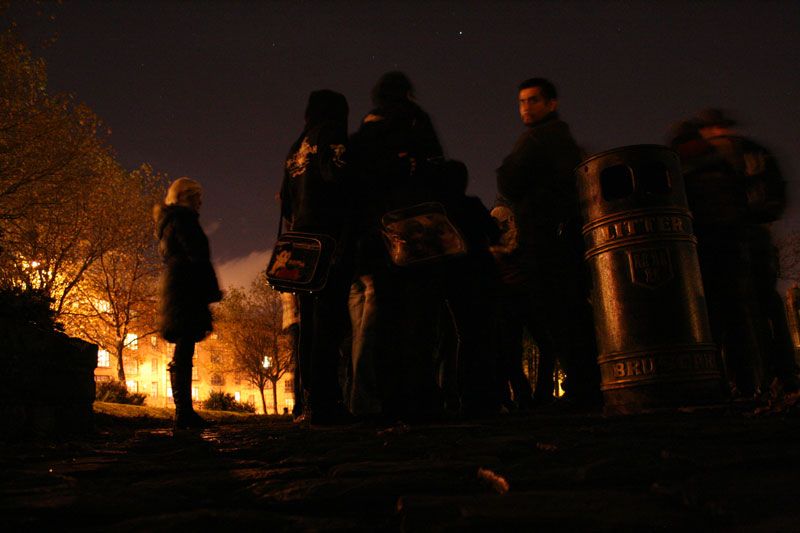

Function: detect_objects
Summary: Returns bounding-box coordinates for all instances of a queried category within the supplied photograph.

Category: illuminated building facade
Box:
[93,333,295,415]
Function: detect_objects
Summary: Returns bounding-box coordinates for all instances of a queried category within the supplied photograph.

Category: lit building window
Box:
[191,387,199,401]
[124,359,139,375]
[234,391,241,402]
[151,358,158,373]
[150,335,158,347]
[95,375,111,383]
[285,398,295,409]
[167,386,173,399]
[97,349,110,368]
[284,379,293,393]
[151,382,158,398]
[192,367,198,380]
[125,333,138,350]
[210,373,224,386]
[126,380,138,392]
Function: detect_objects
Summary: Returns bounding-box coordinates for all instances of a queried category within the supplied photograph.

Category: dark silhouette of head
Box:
[667,120,701,149]
[692,108,738,140]
[692,108,737,129]
[371,71,415,107]
[518,77,558,101]
[305,90,348,128]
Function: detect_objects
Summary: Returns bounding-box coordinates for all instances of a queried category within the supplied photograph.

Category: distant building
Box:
[94,333,295,415]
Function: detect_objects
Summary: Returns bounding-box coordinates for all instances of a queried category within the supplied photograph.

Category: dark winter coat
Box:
[280,119,349,237]
[155,204,222,343]
[496,112,583,248]
[348,100,444,273]
[704,135,786,224]
[675,137,749,229]
[496,112,584,280]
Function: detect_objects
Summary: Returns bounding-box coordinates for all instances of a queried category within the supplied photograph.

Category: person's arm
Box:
[496,134,540,202]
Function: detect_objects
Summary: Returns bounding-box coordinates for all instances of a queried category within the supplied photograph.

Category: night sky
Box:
[14,0,800,288]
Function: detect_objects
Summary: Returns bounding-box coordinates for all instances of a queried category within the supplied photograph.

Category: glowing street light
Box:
[262,356,271,369]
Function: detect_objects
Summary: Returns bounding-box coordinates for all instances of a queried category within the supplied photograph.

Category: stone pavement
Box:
[2,402,800,531]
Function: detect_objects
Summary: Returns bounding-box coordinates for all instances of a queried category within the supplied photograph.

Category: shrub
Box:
[0,287,61,330]
[203,390,256,413]
[95,380,146,405]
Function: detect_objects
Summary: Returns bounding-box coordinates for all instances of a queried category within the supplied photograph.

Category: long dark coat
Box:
[155,204,222,343]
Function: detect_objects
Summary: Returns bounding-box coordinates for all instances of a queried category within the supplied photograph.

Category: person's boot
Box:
[170,365,209,430]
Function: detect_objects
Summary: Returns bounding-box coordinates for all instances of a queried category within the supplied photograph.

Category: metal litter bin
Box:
[575,145,723,413]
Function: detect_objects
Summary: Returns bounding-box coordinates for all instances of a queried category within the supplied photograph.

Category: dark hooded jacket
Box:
[155,204,222,343]
[280,90,350,236]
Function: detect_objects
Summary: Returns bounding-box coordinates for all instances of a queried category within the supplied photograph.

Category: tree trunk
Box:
[259,387,268,415]
[116,339,126,382]
[271,379,279,415]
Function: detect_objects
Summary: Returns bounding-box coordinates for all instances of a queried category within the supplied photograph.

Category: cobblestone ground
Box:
[2,403,800,531]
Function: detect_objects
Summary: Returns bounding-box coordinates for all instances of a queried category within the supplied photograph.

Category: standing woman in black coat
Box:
[154,177,222,429]
[280,90,352,424]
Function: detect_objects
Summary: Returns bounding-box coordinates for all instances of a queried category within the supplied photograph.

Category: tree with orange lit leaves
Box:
[0,24,174,388]
[59,165,166,382]
[0,20,168,350]
[214,277,292,414]
[0,29,126,316]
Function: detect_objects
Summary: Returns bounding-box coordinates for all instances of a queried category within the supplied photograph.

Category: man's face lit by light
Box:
[518,86,558,127]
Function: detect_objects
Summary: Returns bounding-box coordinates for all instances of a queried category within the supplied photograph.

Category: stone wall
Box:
[0,319,96,438]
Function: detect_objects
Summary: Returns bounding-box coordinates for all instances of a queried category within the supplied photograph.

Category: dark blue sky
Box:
[14,0,800,286]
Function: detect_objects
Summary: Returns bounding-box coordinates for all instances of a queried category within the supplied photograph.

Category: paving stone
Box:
[1,407,798,530]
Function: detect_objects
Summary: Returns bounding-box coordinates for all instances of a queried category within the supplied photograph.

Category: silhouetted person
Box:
[495,77,599,407]
[692,108,799,394]
[154,177,222,430]
[670,119,762,397]
[280,89,352,424]
[435,160,502,414]
[348,71,445,421]
[490,202,534,410]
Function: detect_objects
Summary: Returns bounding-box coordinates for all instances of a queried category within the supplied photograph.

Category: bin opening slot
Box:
[638,162,672,195]
[600,165,634,201]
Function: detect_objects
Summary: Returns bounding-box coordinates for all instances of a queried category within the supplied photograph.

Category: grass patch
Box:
[93,401,273,425]
[94,401,174,420]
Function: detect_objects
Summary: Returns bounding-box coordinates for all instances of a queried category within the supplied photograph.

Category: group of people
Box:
[152,71,799,430]
[277,73,600,425]
[669,109,799,398]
